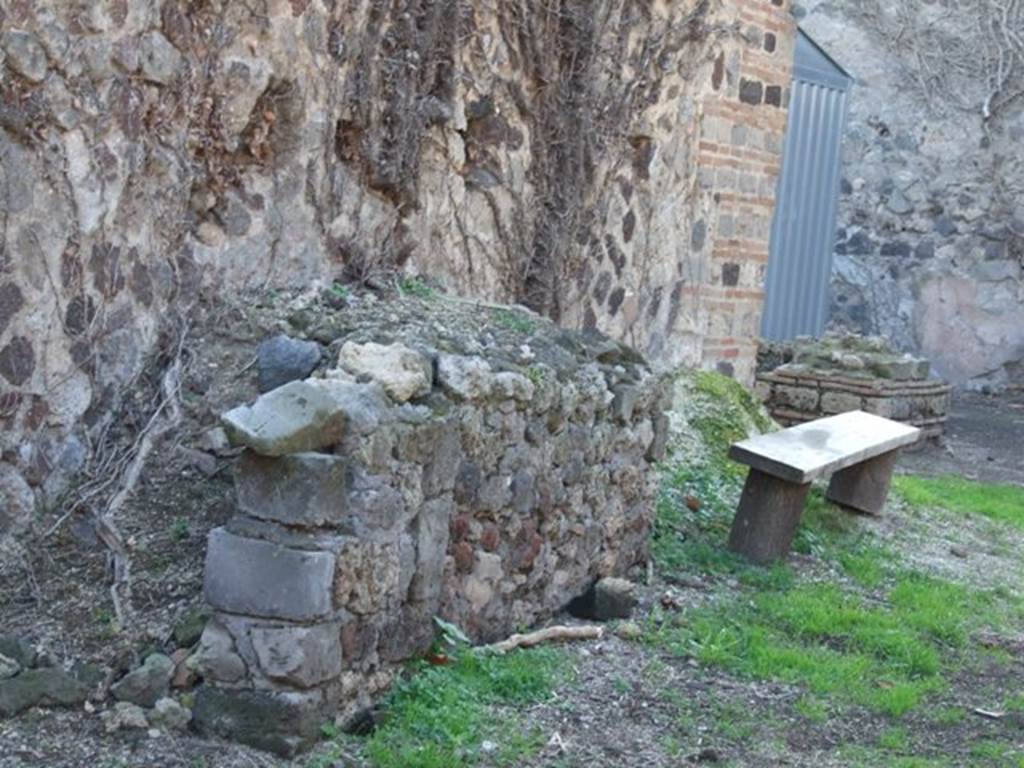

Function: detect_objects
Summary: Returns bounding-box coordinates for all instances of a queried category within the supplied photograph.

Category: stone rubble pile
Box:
[195,334,669,755]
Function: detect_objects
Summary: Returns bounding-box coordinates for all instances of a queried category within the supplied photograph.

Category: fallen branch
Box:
[479,625,603,654]
[974,708,1005,720]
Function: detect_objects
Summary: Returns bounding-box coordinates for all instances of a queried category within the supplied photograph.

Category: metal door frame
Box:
[761,30,854,341]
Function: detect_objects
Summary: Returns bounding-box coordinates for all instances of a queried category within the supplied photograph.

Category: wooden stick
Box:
[479,625,603,654]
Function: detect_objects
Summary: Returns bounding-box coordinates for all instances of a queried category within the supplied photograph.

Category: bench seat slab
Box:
[728,470,812,565]
[825,448,899,515]
[729,411,920,484]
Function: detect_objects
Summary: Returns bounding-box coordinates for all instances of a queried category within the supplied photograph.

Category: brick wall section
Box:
[697,0,795,383]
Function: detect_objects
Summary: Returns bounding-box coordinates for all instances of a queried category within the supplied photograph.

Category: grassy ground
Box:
[307,372,1024,768]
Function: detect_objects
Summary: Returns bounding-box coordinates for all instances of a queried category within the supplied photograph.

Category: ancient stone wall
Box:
[193,326,667,754]
[0,1,795,537]
[797,1,1024,388]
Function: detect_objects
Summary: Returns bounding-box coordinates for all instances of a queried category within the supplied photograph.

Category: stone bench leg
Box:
[728,470,811,565]
[825,449,899,515]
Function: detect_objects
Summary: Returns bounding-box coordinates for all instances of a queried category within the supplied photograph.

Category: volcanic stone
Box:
[257,334,321,393]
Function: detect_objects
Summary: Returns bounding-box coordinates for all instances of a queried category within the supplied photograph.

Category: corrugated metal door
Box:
[761,31,853,341]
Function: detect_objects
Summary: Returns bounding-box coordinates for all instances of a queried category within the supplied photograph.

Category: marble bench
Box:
[726,410,920,564]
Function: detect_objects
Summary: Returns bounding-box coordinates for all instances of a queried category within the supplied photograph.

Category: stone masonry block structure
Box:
[195,312,668,755]
[757,334,952,442]
[0,1,796,536]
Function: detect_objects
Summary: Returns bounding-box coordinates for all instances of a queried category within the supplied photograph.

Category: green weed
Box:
[525,366,548,387]
[893,475,1024,529]
[879,726,911,751]
[931,705,966,726]
[170,516,191,541]
[795,695,829,723]
[398,277,438,299]
[95,608,121,639]
[492,309,536,334]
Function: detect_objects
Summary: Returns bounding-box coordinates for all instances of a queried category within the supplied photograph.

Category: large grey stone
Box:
[0,669,88,716]
[101,701,150,733]
[257,334,322,393]
[337,342,431,403]
[203,528,336,621]
[342,469,408,533]
[492,371,535,403]
[0,463,35,537]
[150,697,192,731]
[221,379,353,456]
[421,422,462,497]
[139,31,183,84]
[251,623,342,688]
[0,654,20,680]
[171,608,211,649]
[193,687,324,757]
[2,30,48,83]
[110,653,174,708]
[611,385,639,424]
[236,451,348,527]
[0,635,35,669]
[196,619,247,684]
[409,496,453,602]
[436,354,493,401]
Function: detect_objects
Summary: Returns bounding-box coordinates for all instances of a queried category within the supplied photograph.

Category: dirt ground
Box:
[0,297,1022,768]
[900,390,1024,487]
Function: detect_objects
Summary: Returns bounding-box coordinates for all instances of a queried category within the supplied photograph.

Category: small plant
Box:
[95,609,121,640]
[931,706,966,726]
[434,616,471,648]
[795,695,829,724]
[398,276,437,299]
[170,516,191,541]
[492,308,537,334]
[879,726,911,751]
[329,282,350,301]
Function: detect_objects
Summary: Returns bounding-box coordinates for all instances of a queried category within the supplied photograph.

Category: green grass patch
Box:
[647,572,1010,718]
[893,475,1024,529]
[360,648,563,768]
[837,744,953,768]
[969,740,1024,766]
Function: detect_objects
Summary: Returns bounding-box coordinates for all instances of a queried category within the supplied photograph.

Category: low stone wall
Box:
[756,368,952,442]
[756,333,952,442]
[192,328,668,754]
